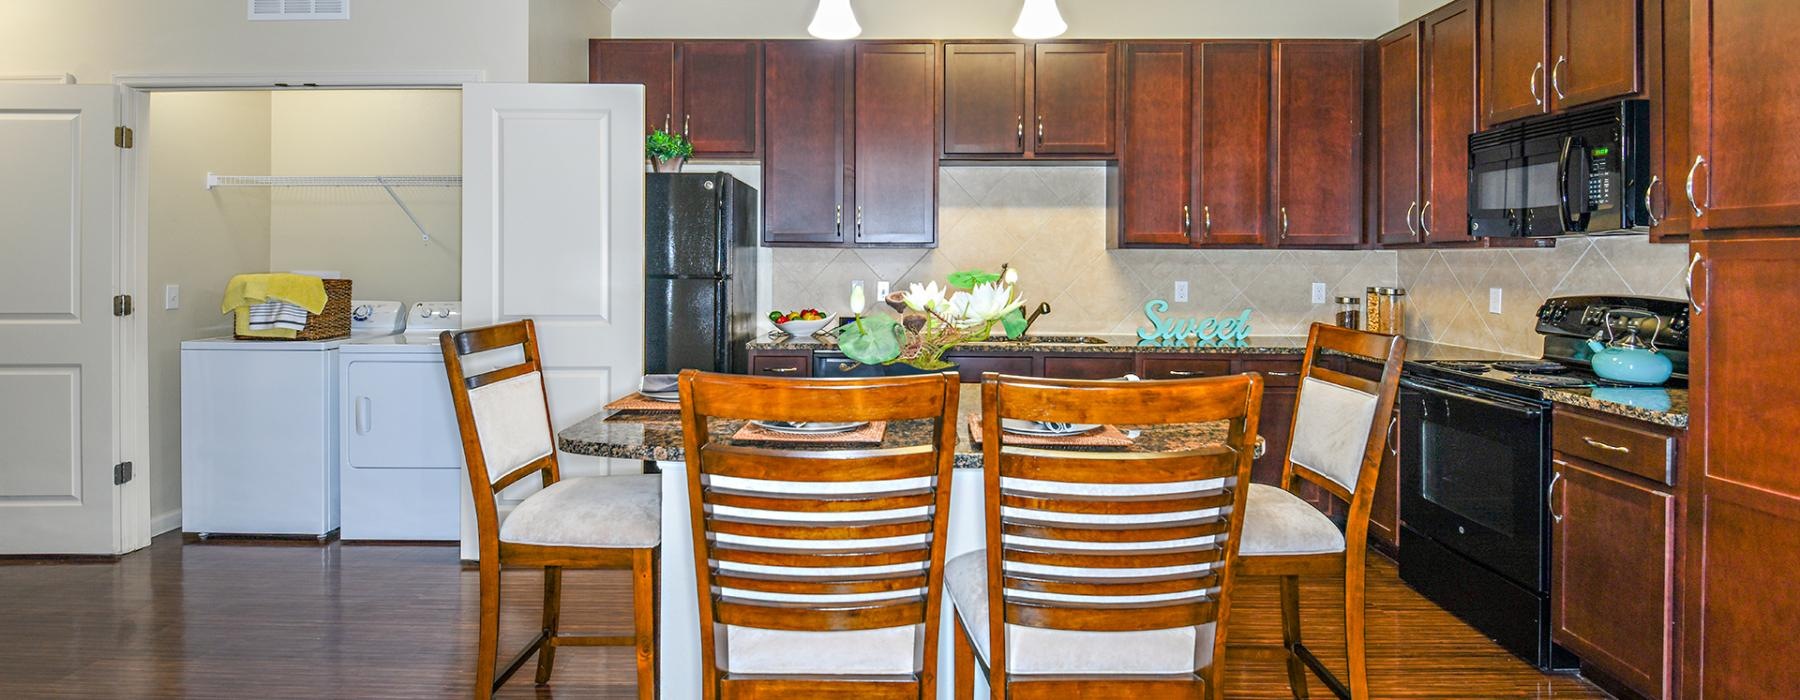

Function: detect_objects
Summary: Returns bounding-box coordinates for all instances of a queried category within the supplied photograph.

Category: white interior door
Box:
[459,83,646,558]
[0,85,122,555]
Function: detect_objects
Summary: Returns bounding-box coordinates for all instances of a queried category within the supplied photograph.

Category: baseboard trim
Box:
[151,509,182,536]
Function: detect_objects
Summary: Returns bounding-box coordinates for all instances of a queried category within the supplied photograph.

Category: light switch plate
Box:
[1311,282,1328,305]
[1174,281,1189,303]
[877,280,891,299]
[164,284,180,310]
[1489,287,1504,314]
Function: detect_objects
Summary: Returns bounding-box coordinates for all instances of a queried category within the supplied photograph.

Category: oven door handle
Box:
[1401,378,1545,416]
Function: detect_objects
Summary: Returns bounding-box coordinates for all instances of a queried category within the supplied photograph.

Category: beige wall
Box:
[268,90,463,302]
[146,91,275,525]
[0,0,529,84]
[771,166,1399,337]
[531,0,615,82]
[1398,237,1692,356]
[1399,0,1456,22]
[613,0,1402,39]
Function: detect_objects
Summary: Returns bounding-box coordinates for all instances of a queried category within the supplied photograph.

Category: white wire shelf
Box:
[203,172,461,242]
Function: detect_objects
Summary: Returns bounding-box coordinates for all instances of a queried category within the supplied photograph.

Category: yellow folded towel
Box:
[221,273,329,338]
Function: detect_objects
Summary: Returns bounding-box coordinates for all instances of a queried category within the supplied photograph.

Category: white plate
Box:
[1001,418,1101,436]
[751,420,866,434]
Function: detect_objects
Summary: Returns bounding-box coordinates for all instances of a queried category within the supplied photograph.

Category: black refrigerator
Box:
[644,173,759,375]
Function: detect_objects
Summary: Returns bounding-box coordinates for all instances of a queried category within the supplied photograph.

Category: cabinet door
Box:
[1369,407,1401,550]
[1273,41,1365,247]
[853,43,938,246]
[1376,25,1423,246]
[1549,0,1642,111]
[1423,0,1480,243]
[1193,41,1271,247]
[1033,42,1117,155]
[589,40,675,135]
[1647,0,1693,241]
[1688,0,1800,231]
[1684,239,1800,697]
[763,41,848,245]
[677,41,761,157]
[1256,386,1298,486]
[943,43,1027,156]
[1119,43,1193,246]
[1484,0,1551,125]
[1042,356,1136,380]
[1551,456,1674,699]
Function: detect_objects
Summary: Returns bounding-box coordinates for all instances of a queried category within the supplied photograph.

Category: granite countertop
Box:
[1542,386,1689,429]
[558,384,1240,469]
[748,332,1313,355]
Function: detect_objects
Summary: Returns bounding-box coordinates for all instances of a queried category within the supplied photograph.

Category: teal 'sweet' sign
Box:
[1136,300,1254,342]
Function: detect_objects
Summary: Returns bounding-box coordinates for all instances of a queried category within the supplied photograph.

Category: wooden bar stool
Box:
[676,369,961,699]
[440,320,661,700]
[1231,323,1405,700]
[952,372,1266,700]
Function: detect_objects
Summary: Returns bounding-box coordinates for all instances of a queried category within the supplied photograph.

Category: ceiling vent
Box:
[248,0,349,21]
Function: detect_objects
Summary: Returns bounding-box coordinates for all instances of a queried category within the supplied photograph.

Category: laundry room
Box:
[144,88,462,540]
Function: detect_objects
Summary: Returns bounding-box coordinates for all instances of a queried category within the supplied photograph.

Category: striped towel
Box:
[245,301,312,331]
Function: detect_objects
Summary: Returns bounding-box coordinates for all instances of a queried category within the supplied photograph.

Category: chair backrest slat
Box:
[439,320,560,558]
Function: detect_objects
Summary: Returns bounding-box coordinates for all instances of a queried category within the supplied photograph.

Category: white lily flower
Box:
[900,281,950,313]
[947,282,1025,327]
[849,283,866,315]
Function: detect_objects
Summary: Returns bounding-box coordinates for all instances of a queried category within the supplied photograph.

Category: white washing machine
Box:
[337,301,464,541]
[180,300,404,539]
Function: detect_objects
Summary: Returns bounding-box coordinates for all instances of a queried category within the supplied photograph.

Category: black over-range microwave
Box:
[1468,99,1651,238]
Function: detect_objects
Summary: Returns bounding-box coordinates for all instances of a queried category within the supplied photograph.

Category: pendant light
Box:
[808,0,862,40]
[1012,0,1068,39]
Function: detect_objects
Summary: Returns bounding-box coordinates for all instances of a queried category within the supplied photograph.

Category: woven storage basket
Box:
[235,278,352,341]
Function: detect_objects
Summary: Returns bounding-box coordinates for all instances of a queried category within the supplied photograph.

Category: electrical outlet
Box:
[877,280,891,299]
[163,284,180,310]
[1173,281,1189,303]
[1489,287,1504,314]
[1311,282,1328,305]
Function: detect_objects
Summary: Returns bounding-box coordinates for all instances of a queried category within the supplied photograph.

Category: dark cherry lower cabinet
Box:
[1273,41,1366,247]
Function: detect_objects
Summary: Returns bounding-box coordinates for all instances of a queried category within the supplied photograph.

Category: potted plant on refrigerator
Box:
[834,266,1029,375]
[645,128,693,173]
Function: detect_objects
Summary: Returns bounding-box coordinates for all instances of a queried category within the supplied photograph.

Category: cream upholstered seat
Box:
[499,475,661,548]
[945,550,1215,675]
[1241,483,1346,556]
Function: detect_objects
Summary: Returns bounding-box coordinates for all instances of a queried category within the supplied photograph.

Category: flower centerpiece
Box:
[834,266,1028,371]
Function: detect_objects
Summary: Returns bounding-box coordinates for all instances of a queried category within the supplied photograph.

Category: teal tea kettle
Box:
[1585,309,1674,386]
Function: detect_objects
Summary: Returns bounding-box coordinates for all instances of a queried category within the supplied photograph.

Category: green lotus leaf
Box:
[946,269,1001,289]
[1000,307,1027,339]
[834,314,904,365]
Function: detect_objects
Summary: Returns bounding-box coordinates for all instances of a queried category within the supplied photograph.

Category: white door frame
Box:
[111,70,482,552]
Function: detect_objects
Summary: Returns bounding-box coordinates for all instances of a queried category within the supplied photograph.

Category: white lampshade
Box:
[808,0,862,40]
[1013,0,1068,39]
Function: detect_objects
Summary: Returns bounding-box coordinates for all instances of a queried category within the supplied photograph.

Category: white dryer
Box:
[337,301,464,541]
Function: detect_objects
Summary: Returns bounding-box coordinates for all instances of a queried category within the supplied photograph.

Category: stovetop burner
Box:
[1507,373,1594,388]
[1433,361,1494,373]
[1494,360,1568,374]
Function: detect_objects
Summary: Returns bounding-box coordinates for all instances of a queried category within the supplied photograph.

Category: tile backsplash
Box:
[771,166,1399,338]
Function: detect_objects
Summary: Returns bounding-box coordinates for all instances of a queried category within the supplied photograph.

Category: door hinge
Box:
[114,461,133,486]
[114,126,133,149]
[113,294,133,317]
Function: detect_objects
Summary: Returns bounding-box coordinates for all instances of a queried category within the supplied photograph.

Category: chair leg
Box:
[474,560,501,700]
[1344,562,1369,700]
[535,565,562,685]
[1280,575,1310,699]
[633,547,660,700]
[953,610,975,700]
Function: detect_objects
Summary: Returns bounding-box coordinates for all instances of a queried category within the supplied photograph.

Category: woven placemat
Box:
[604,393,681,412]
[731,421,888,445]
[967,415,1133,448]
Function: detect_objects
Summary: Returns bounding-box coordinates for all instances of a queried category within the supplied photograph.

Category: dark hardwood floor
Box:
[0,534,1607,698]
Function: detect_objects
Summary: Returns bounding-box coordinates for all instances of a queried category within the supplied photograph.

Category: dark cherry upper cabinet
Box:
[1033,42,1118,155]
[677,41,762,157]
[1192,41,1271,247]
[1550,0,1642,110]
[763,41,849,245]
[588,40,676,135]
[1687,0,1800,232]
[1118,42,1193,247]
[852,42,938,246]
[1273,41,1366,247]
[1484,0,1551,126]
[1684,238,1800,698]
[1423,0,1480,243]
[1376,24,1423,246]
[1647,0,1693,241]
[942,43,1027,156]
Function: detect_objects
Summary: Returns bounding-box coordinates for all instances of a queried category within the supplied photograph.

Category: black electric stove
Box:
[1396,295,1688,670]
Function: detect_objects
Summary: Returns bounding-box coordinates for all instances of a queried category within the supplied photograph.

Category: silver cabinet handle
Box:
[1551,55,1567,100]
[1037,115,1045,146]
[664,114,671,133]
[1531,62,1544,107]
[1387,415,1400,457]
[1017,116,1025,149]
[1686,252,1703,313]
[855,205,864,238]
[1167,369,1206,377]
[1685,155,1707,218]
[835,204,843,234]
[1280,207,1290,240]
[1421,201,1434,239]
[1644,175,1661,226]
[683,114,690,138]
[1202,205,1212,234]
[762,366,799,374]
[1547,468,1565,523]
[1184,205,1192,233]
[1405,201,1418,238]
[1581,436,1631,454]
[1267,371,1300,377]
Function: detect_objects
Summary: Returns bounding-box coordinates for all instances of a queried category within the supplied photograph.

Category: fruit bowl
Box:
[772,309,837,338]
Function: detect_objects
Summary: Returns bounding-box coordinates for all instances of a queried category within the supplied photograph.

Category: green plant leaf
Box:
[834,314,903,365]
[1000,307,1027,339]
[947,269,1001,289]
